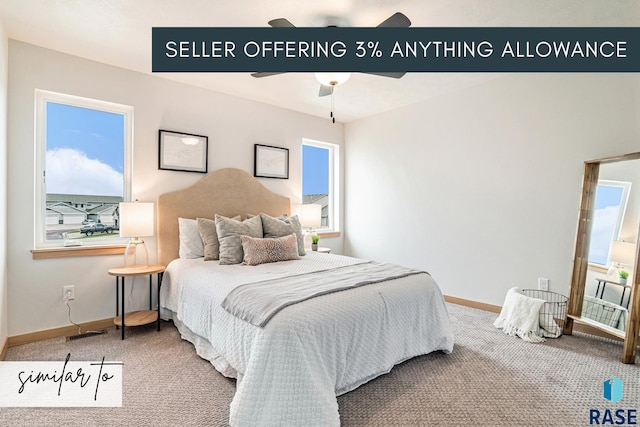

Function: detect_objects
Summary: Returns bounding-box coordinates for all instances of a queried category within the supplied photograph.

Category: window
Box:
[302,139,339,231]
[35,90,133,248]
[588,180,631,265]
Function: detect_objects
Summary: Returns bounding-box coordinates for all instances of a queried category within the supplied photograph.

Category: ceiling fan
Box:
[251,12,412,98]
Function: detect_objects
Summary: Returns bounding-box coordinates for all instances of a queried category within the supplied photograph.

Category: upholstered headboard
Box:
[157,168,291,266]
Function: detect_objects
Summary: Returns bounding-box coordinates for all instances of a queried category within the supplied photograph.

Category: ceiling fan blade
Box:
[377,12,411,28]
[268,18,296,28]
[318,84,333,97]
[251,72,287,78]
[361,71,406,79]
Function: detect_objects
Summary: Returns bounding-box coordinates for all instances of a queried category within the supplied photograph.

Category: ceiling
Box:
[1,1,638,122]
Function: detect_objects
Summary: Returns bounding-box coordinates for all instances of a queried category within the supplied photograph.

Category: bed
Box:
[157,168,454,426]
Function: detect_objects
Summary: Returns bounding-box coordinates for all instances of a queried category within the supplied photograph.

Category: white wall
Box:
[344,73,640,307]
[7,41,344,336]
[0,19,8,350]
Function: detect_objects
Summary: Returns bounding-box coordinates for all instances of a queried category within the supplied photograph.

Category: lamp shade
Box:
[119,202,154,238]
[609,240,636,266]
[299,204,322,228]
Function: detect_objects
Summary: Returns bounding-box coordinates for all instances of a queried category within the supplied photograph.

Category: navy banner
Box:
[152,27,639,73]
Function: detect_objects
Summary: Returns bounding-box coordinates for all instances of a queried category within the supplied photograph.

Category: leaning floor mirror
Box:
[564,152,640,364]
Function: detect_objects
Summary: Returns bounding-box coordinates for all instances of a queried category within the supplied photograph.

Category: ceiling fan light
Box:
[314,72,351,86]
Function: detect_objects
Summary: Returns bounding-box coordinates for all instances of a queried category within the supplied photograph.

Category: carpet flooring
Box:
[1,303,638,426]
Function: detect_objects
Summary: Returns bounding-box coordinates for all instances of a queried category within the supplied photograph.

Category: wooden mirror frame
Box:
[564,152,640,364]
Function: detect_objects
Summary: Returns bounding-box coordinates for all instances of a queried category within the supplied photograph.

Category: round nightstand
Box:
[314,247,332,254]
[108,264,165,340]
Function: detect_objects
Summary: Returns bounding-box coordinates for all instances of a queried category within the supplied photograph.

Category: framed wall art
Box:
[158,130,208,173]
[254,144,289,179]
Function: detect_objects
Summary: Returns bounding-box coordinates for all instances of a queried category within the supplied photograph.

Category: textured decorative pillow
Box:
[178,218,204,259]
[241,233,300,266]
[259,213,306,256]
[215,214,263,265]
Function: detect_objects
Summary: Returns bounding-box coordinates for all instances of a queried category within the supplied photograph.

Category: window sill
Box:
[588,263,609,274]
[32,245,126,260]
[317,231,340,239]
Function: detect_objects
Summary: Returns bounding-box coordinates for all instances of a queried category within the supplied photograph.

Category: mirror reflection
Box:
[581,159,640,334]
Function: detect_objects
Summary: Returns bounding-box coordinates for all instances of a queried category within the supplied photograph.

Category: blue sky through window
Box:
[588,184,625,265]
[302,144,329,195]
[46,102,124,196]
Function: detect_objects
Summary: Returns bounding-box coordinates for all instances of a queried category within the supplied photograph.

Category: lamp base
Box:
[124,238,148,269]
[303,231,312,251]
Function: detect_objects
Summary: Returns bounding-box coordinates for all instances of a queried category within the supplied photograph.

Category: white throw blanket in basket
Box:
[494,287,546,343]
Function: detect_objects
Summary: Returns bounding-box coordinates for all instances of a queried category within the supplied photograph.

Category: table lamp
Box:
[607,240,636,281]
[119,202,154,268]
[299,204,322,251]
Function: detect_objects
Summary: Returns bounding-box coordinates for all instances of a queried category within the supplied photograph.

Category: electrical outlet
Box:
[63,285,75,302]
[538,278,549,291]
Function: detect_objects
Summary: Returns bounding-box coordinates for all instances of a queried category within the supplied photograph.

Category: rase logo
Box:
[604,377,624,404]
[589,377,637,425]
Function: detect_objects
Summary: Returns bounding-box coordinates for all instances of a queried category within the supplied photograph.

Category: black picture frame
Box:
[254,144,289,179]
[158,129,208,173]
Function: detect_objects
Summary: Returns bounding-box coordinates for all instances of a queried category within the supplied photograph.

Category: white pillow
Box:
[178,218,204,259]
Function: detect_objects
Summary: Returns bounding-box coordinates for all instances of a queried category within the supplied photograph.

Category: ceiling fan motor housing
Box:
[319,16,351,28]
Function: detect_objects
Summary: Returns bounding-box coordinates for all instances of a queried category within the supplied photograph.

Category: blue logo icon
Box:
[603,377,623,403]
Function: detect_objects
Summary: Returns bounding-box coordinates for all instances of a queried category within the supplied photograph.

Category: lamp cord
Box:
[67,301,104,335]
[66,301,82,334]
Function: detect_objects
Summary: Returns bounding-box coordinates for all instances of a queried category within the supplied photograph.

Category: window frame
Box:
[301,138,340,233]
[588,179,632,267]
[34,89,134,250]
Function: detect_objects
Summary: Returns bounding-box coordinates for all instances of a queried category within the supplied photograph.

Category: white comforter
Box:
[160,253,454,426]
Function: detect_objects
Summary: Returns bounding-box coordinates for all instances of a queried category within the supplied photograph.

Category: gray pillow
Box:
[246,213,288,219]
[215,214,263,265]
[259,213,306,256]
[197,216,240,261]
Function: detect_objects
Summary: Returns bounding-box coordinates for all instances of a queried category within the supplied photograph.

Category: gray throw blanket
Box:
[221,261,427,327]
